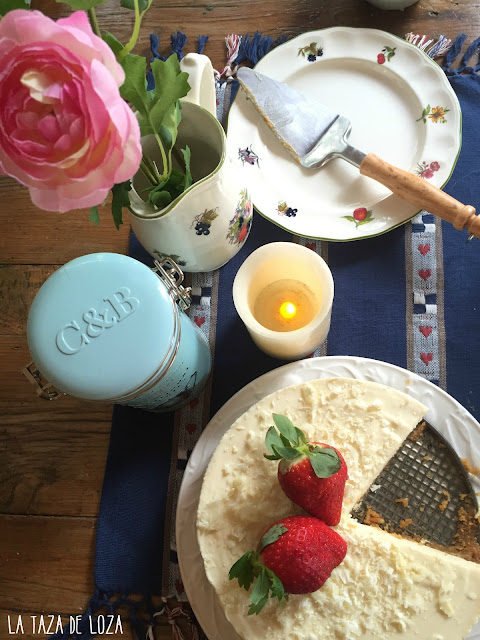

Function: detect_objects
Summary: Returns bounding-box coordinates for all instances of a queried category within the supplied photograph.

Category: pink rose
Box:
[0,10,141,212]
[429,161,440,172]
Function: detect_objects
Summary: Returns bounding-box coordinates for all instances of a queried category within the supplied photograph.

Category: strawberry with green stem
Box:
[229,515,347,614]
[265,414,348,525]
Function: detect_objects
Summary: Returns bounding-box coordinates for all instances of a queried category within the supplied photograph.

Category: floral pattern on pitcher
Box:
[226,189,253,245]
[417,105,450,123]
[152,249,187,266]
[277,201,298,218]
[342,207,374,229]
[298,42,323,62]
[192,207,219,236]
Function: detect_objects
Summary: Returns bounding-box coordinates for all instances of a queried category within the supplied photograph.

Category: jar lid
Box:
[27,253,178,401]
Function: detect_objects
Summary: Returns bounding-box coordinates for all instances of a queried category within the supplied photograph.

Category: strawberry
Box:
[229,515,347,614]
[264,414,348,525]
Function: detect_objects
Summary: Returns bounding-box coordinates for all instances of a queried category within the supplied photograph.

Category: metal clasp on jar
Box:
[22,362,65,400]
[152,258,192,311]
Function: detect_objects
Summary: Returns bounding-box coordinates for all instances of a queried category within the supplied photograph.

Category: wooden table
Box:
[0,0,478,638]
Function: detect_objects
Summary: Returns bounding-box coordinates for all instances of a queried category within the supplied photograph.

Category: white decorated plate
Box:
[176,356,480,640]
[226,27,461,241]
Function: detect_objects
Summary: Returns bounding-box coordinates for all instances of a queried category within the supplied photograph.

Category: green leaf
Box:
[229,550,257,590]
[248,567,270,615]
[156,101,181,150]
[150,189,172,209]
[268,568,286,603]
[119,54,150,119]
[342,216,356,222]
[258,524,287,552]
[272,414,300,445]
[264,426,285,458]
[102,32,124,56]
[164,169,184,188]
[0,0,31,14]
[89,206,100,226]
[271,445,302,461]
[55,0,107,9]
[295,427,308,444]
[148,55,190,133]
[111,181,131,230]
[309,447,341,478]
[181,146,193,190]
[120,0,149,10]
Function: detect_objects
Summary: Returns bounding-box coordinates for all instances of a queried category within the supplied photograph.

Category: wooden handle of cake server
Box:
[360,153,480,239]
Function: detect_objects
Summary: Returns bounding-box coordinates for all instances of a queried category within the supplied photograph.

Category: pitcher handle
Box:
[179,53,217,117]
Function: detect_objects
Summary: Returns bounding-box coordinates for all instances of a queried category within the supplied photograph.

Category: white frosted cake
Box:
[197,378,480,640]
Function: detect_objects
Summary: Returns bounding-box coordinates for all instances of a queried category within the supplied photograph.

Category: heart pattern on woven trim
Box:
[175,579,185,596]
[189,397,200,410]
[418,244,430,256]
[194,316,206,327]
[305,242,316,251]
[419,269,431,281]
[186,423,197,434]
[420,352,434,366]
[419,326,433,338]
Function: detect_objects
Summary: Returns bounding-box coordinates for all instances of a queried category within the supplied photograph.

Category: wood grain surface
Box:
[0,1,477,638]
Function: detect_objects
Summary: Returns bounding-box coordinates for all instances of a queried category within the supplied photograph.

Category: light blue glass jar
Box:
[25,253,211,412]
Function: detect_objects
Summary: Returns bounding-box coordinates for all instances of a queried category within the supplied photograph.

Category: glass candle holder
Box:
[233,242,334,360]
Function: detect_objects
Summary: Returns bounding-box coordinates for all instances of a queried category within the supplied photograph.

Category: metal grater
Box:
[351,421,480,548]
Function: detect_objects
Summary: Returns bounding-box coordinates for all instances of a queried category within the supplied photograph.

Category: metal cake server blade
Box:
[236,67,480,239]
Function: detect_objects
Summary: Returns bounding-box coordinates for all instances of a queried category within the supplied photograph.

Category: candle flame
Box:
[279,301,297,319]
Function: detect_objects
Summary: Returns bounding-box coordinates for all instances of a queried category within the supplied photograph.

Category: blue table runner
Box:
[55,32,480,640]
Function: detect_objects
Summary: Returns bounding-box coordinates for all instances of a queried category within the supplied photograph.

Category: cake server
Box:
[236,67,480,239]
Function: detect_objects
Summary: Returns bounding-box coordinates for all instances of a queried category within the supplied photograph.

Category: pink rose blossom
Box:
[429,161,440,172]
[0,10,142,212]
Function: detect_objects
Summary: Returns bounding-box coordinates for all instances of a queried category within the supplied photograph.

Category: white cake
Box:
[197,378,480,640]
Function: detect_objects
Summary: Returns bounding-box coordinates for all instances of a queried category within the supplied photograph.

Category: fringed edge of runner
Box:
[404,32,453,57]
[442,34,480,74]
[48,590,206,640]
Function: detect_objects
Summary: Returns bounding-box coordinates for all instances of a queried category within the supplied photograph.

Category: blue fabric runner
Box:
[442,36,480,418]
[54,32,480,640]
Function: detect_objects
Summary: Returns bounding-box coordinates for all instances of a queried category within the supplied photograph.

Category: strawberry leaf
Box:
[258,524,287,552]
[268,569,287,604]
[229,550,257,590]
[264,427,285,458]
[272,414,299,445]
[295,427,308,444]
[248,567,270,615]
[309,447,341,478]
[272,445,302,460]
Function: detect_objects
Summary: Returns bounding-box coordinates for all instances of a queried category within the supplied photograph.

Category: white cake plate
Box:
[176,355,480,640]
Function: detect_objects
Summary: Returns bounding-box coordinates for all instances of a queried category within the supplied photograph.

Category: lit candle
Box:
[233,242,334,360]
[253,279,317,332]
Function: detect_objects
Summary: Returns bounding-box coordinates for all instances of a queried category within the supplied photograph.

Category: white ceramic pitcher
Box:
[128,53,253,272]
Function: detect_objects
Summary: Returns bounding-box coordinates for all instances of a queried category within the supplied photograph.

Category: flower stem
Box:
[87,8,102,37]
[118,0,153,61]
[140,158,158,186]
